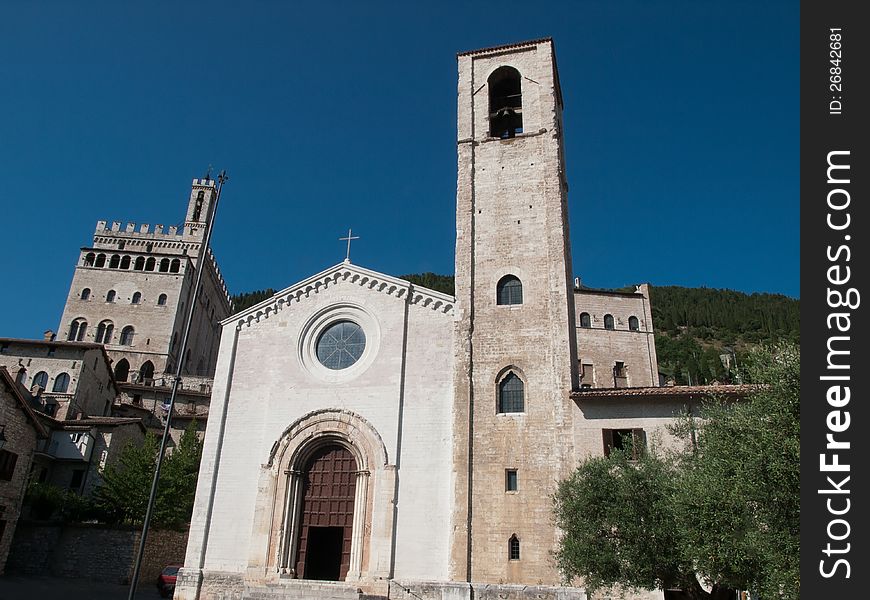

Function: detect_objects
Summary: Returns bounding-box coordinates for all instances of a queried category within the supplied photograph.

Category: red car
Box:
[157,565,182,598]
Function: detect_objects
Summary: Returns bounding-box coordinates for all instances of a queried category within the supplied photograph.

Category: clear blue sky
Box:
[0,1,798,339]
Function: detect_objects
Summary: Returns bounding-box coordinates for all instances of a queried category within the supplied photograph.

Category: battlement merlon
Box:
[94,220,183,239]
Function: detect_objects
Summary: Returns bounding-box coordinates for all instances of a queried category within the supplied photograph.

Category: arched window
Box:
[498,371,525,413]
[138,361,154,383]
[488,66,523,139]
[52,372,70,393]
[157,293,167,306]
[159,258,170,272]
[496,275,523,306]
[109,254,121,269]
[106,290,116,302]
[80,288,91,300]
[628,316,640,331]
[83,252,96,266]
[32,371,49,390]
[579,312,591,328]
[509,534,520,560]
[170,258,180,273]
[119,326,135,346]
[95,254,106,268]
[68,319,87,341]
[134,256,145,270]
[95,320,114,344]
[120,255,131,269]
[145,257,156,271]
[114,358,130,382]
[132,292,142,304]
[604,314,615,330]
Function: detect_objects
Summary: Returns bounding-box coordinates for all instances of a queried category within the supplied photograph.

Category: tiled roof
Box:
[457,37,553,57]
[571,384,761,400]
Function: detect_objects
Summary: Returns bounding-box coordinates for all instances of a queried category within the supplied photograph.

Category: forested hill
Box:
[230,277,799,385]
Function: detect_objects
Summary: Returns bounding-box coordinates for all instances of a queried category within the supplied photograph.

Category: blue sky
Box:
[0,1,798,339]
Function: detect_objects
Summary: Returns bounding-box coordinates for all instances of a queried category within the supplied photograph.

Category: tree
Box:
[554,343,799,599]
[94,432,160,525]
[94,421,204,528]
[677,344,800,599]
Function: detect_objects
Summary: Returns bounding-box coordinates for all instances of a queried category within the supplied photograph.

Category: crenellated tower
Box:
[57,176,231,390]
[451,38,579,585]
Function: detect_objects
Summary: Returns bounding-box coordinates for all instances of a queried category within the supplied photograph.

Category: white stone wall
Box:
[183,265,454,584]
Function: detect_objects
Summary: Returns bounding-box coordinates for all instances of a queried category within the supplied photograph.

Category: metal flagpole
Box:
[127,170,228,600]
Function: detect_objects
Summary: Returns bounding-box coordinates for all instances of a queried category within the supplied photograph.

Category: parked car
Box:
[157,565,182,598]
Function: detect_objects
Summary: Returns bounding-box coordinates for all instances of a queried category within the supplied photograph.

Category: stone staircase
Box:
[242,579,385,600]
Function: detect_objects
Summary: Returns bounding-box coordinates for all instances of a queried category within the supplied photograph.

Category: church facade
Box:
[176,39,685,600]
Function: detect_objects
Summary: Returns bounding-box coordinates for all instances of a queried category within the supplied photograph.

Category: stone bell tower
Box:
[451,38,579,585]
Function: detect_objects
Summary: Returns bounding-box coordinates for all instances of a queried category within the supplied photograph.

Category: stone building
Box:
[0,367,49,574]
[0,338,118,421]
[57,177,232,386]
[172,38,752,600]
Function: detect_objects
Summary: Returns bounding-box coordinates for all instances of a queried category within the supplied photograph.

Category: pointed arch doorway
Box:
[295,444,357,581]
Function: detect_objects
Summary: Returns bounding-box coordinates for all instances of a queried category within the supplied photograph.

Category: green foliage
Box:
[93,423,204,528]
[231,288,276,313]
[554,344,800,599]
[398,272,455,296]
[25,481,103,522]
[677,343,800,599]
[651,286,799,384]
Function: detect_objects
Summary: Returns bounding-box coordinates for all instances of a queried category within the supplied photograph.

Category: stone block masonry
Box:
[6,522,188,585]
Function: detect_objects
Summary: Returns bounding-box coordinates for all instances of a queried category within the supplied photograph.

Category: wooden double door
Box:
[295,444,357,580]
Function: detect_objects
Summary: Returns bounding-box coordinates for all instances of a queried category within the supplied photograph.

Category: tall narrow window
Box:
[508,535,520,560]
[114,358,130,382]
[83,252,96,266]
[134,256,145,270]
[579,362,594,388]
[505,469,518,492]
[80,288,91,300]
[119,326,135,346]
[193,190,204,221]
[613,361,628,388]
[628,316,640,331]
[131,292,141,304]
[120,255,131,269]
[496,275,523,306]
[604,314,615,330]
[579,312,591,328]
[109,254,120,269]
[145,257,156,271]
[488,66,523,139]
[0,450,18,481]
[53,372,70,393]
[170,258,181,273]
[159,258,170,272]
[95,254,106,267]
[106,290,116,303]
[157,293,167,306]
[498,371,525,413]
[32,371,49,390]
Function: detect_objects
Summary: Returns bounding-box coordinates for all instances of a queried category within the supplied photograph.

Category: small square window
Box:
[505,469,518,492]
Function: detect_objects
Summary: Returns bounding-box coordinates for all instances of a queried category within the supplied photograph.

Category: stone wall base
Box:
[175,571,587,600]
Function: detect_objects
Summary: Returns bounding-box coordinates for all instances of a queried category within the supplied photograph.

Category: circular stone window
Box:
[315,320,366,370]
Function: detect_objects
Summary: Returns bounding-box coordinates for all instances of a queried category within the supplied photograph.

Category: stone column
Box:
[347,469,370,580]
[280,469,303,576]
